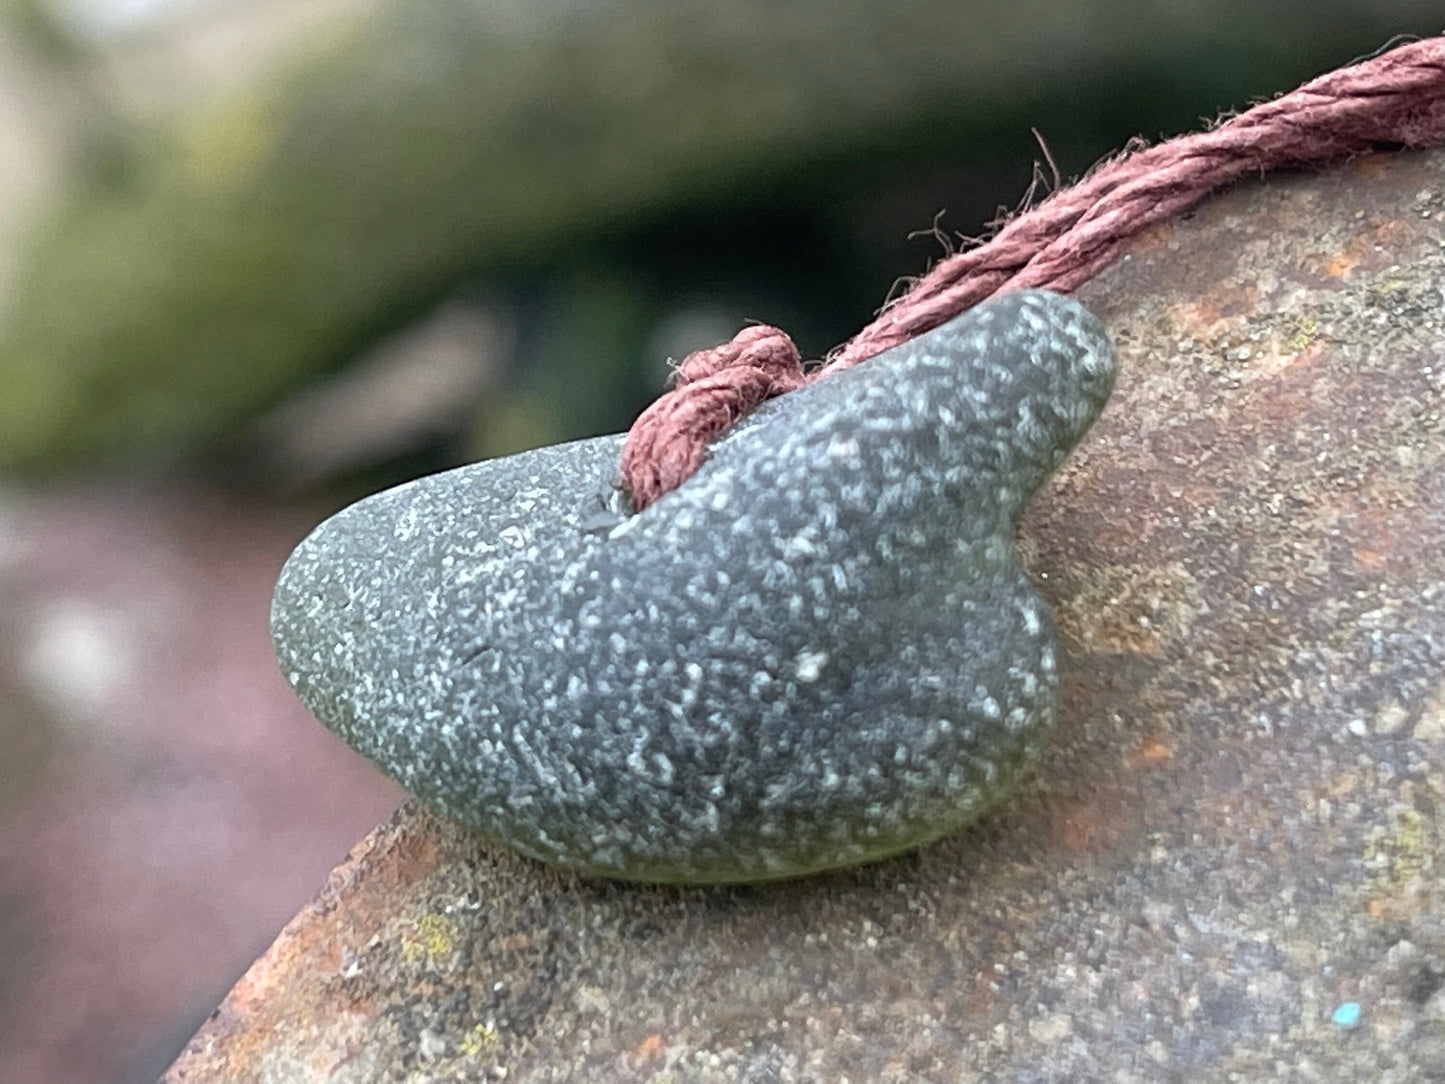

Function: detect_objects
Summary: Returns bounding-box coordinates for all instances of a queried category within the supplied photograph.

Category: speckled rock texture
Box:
[169,146,1445,1084]
[273,291,1116,883]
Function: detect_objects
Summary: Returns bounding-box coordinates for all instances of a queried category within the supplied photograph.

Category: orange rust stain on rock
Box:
[1368,218,1416,248]
[1269,340,1327,381]
[1329,217,1419,277]
[1124,737,1173,771]
[1254,347,1332,428]
[371,818,444,893]
[1124,217,1178,255]
[1367,893,1428,922]
[1055,808,1105,852]
[164,809,444,1083]
[1194,280,1261,322]
[1050,795,1129,854]
[962,970,999,1015]
[494,931,540,955]
[1329,774,1360,798]
[1352,152,1399,181]
[1354,541,1396,573]
[1313,772,1361,801]
[1347,509,1421,574]
[1165,298,1242,336]
[628,1032,667,1072]
[1323,253,1359,278]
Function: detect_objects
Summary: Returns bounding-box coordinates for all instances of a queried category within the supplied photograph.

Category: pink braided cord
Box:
[622,38,1445,510]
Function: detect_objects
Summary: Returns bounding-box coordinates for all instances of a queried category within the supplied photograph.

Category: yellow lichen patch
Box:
[1055,562,1204,655]
[1364,807,1435,898]
[401,913,457,967]
[1281,315,1319,354]
[458,1022,499,1057]
[1227,313,1322,382]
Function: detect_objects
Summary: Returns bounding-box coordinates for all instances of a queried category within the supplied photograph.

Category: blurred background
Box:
[0,1,1439,1080]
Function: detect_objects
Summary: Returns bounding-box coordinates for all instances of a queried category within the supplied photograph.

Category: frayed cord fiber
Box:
[620,36,1444,510]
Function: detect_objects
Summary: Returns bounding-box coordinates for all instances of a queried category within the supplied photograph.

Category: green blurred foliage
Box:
[0,0,1439,475]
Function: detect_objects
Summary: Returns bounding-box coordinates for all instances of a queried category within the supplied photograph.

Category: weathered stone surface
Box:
[165,148,1445,1082]
[273,292,1115,883]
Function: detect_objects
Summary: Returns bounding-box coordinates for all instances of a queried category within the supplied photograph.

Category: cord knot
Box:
[620,325,805,511]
